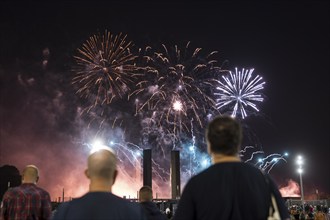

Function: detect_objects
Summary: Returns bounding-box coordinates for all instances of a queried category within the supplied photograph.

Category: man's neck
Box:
[22,180,36,184]
[211,153,241,164]
[139,199,150,203]
[89,179,113,192]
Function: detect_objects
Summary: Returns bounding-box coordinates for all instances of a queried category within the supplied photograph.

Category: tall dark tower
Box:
[143,149,152,188]
[171,150,181,199]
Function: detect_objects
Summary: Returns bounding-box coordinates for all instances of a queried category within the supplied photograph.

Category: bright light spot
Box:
[90,140,112,154]
[135,151,141,157]
[296,155,304,166]
[258,158,263,162]
[284,152,289,157]
[189,146,194,152]
[297,168,303,174]
[201,159,209,167]
[110,141,114,145]
[173,100,183,111]
[92,140,103,148]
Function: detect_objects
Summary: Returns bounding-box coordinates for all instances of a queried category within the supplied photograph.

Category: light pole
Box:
[296,155,304,210]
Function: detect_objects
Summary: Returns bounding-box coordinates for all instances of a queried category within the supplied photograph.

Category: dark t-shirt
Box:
[140,201,167,220]
[52,192,147,220]
[174,162,289,220]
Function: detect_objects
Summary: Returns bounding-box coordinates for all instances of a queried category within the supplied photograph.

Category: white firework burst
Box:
[215,68,265,119]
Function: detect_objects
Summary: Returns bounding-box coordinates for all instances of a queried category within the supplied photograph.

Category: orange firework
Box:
[73,30,138,106]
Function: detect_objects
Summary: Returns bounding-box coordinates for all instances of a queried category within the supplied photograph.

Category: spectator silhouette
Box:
[139,186,167,220]
[0,165,21,201]
[314,205,326,220]
[1,165,52,220]
[53,146,146,220]
[173,115,290,220]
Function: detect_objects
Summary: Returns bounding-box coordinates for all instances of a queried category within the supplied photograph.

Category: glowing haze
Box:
[0,35,277,201]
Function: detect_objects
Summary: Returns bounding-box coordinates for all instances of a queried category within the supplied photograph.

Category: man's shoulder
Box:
[209,162,261,173]
[189,162,262,184]
[67,192,140,209]
[54,193,146,220]
[3,186,23,197]
[34,185,50,193]
[25,184,51,198]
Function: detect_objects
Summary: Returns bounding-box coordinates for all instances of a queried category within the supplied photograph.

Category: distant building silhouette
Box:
[0,165,21,200]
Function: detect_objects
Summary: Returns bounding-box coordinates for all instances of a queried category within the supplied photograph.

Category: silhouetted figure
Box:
[53,146,146,220]
[174,115,290,220]
[1,165,52,220]
[0,165,21,201]
[139,186,167,220]
[314,205,326,220]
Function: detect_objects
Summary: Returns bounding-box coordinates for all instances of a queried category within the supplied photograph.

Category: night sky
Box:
[1,1,329,199]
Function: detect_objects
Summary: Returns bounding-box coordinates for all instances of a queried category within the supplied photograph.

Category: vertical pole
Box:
[62,188,65,202]
[299,173,304,210]
[171,150,180,199]
[143,149,152,188]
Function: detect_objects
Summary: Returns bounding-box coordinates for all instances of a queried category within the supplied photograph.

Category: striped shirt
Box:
[1,183,51,220]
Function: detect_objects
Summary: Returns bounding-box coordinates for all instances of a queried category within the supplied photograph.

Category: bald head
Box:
[22,165,39,184]
[87,149,117,182]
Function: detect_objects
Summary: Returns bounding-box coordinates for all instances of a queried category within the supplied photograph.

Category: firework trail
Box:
[240,146,288,173]
[215,67,265,119]
[256,153,287,173]
[130,42,223,147]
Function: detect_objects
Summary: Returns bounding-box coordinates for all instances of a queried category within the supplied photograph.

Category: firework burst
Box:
[215,68,265,119]
[72,30,138,107]
[131,42,222,139]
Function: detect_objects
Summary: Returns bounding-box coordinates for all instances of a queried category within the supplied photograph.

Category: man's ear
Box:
[112,170,118,186]
[207,141,211,154]
[84,169,90,179]
[36,176,39,183]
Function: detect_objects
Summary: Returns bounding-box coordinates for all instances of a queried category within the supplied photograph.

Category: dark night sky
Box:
[1,1,329,198]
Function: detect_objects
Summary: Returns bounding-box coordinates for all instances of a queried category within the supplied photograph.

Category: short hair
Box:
[206,115,242,155]
[88,148,117,180]
[139,186,153,201]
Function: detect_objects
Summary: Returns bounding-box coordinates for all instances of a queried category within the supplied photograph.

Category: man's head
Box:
[85,147,118,188]
[139,186,153,202]
[206,115,242,156]
[22,165,39,184]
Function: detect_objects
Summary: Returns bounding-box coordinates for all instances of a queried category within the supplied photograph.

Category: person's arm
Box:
[267,175,290,220]
[52,202,70,220]
[41,192,52,220]
[173,181,195,220]
[1,190,11,220]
